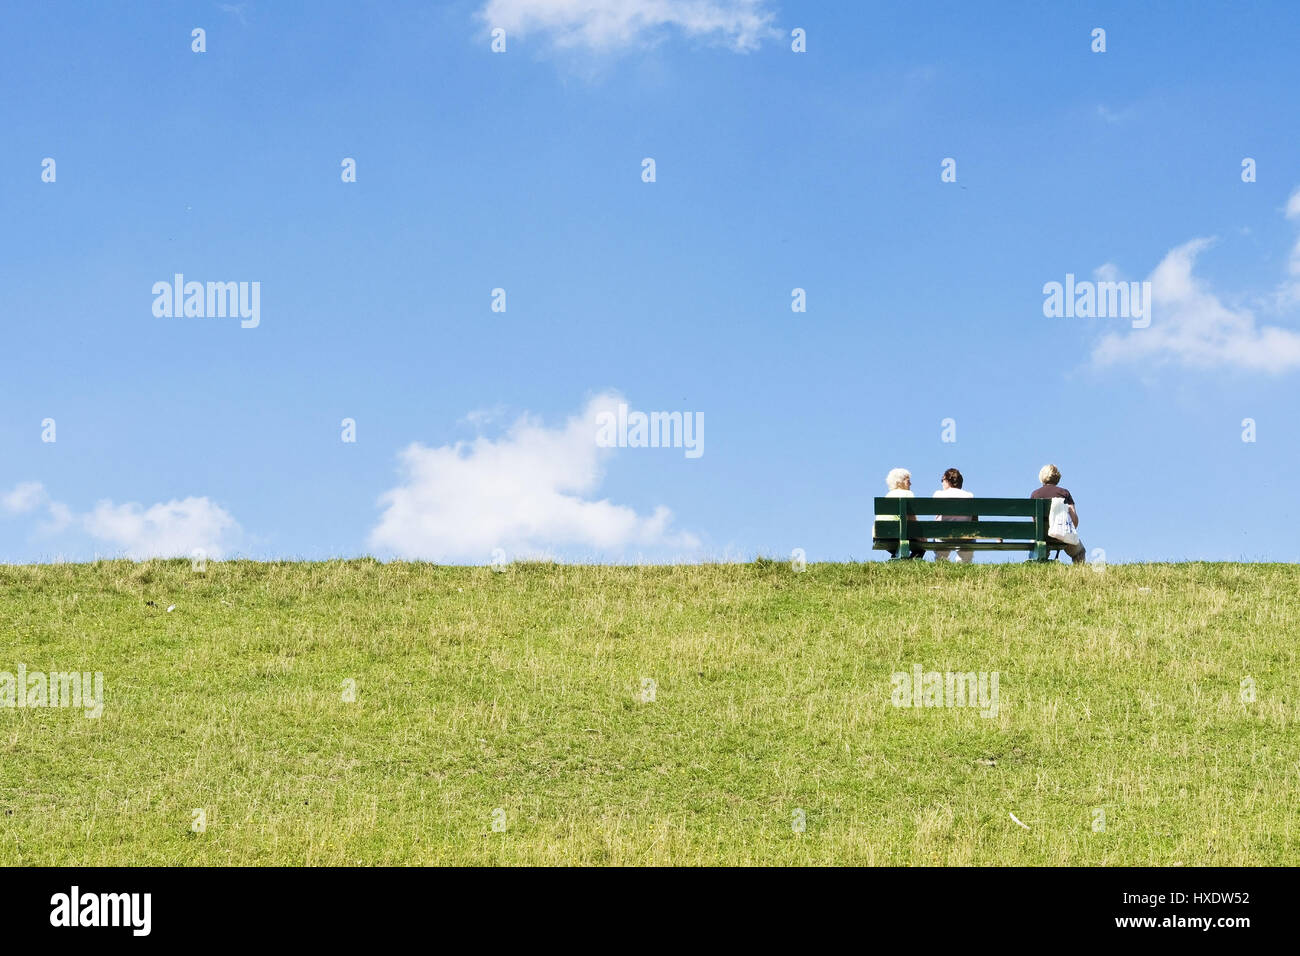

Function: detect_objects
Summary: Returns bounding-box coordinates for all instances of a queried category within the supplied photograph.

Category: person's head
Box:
[886,467,912,491]
[941,467,963,490]
[1038,463,1061,486]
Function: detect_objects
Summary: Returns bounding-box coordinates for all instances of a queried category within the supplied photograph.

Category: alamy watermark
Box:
[1042,274,1151,328]
[1,665,104,718]
[595,403,703,459]
[50,886,151,936]
[891,664,999,718]
[152,274,260,328]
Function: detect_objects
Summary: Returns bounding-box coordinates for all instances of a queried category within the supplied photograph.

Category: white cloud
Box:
[2,482,239,558]
[461,404,508,429]
[1,481,72,533]
[43,501,74,534]
[478,0,778,52]
[82,497,240,560]
[1284,187,1300,301]
[1286,187,1300,222]
[218,3,250,27]
[369,392,700,562]
[1096,104,1137,125]
[1092,227,1300,374]
[2,481,47,515]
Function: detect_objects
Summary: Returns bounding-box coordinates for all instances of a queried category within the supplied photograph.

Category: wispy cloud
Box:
[1282,186,1300,306]
[369,392,700,562]
[1092,190,1300,374]
[218,2,250,27]
[1,481,47,515]
[1096,103,1138,124]
[477,0,779,53]
[1,481,72,534]
[2,482,241,559]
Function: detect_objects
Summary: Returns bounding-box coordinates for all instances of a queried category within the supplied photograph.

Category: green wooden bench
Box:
[872,497,1052,561]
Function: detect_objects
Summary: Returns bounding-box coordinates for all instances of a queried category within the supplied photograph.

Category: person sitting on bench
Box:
[932,467,976,563]
[1030,464,1086,564]
[875,467,926,560]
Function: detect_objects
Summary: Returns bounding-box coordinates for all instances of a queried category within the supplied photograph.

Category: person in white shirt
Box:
[874,467,926,560]
[932,467,975,564]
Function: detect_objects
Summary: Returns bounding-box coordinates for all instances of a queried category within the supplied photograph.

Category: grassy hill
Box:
[1,559,1296,865]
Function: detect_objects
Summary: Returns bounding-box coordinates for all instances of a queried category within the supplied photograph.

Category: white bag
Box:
[1047,496,1080,546]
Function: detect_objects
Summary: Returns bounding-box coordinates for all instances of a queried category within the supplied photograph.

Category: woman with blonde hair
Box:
[1030,464,1086,564]
[874,467,926,560]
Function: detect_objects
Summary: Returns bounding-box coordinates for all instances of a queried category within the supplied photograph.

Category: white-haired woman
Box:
[875,467,926,560]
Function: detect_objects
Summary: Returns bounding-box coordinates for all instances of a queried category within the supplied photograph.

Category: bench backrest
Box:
[873,497,1049,541]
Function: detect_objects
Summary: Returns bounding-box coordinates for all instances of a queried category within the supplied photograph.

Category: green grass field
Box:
[2,559,1296,865]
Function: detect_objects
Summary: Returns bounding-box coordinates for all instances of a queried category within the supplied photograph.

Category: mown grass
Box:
[1,559,1297,865]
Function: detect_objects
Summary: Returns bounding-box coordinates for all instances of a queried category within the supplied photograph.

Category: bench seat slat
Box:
[872,539,1043,552]
[874,520,1038,539]
[874,496,1044,517]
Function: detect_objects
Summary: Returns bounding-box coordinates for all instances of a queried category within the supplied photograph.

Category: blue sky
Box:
[3,0,1299,564]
